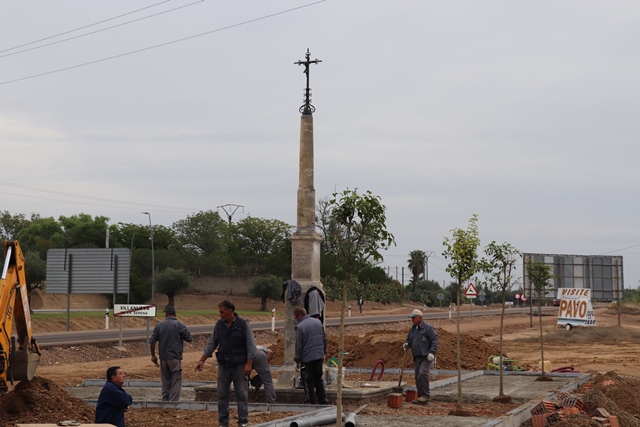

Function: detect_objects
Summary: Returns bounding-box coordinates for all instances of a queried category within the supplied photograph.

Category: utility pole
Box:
[424,251,435,281]
[217,204,244,225]
[141,212,155,356]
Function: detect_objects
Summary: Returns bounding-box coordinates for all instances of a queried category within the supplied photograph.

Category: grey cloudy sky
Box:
[1,1,639,289]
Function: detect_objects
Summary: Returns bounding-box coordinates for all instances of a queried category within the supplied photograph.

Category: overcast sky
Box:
[1,1,639,290]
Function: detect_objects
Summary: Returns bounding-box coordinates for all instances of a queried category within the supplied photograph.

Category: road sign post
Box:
[114,304,157,347]
[464,284,478,318]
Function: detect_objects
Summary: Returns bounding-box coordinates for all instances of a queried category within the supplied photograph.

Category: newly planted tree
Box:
[327,189,395,420]
[525,258,555,379]
[480,241,521,401]
[442,214,481,410]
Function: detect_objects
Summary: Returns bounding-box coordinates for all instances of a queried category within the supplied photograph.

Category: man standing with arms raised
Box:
[196,300,256,427]
[149,305,193,401]
[294,307,328,404]
[403,309,438,405]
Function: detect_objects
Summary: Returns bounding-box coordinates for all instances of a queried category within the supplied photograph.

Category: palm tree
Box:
[407,250,427,292]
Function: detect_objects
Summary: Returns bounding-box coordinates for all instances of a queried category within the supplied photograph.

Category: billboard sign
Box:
[556,288,596,329]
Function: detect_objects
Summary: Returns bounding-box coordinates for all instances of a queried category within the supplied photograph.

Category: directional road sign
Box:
[114,304,157,317]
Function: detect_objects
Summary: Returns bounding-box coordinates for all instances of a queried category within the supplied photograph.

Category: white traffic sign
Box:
[464,283,478,297]
[114,304,157,317]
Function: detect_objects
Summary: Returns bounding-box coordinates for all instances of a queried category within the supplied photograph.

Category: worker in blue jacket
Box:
[95,366,133,427]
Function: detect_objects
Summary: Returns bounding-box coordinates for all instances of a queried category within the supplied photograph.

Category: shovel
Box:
[392,348,409,394]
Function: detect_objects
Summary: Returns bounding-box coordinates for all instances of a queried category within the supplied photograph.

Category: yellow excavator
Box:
[0,240,41,394]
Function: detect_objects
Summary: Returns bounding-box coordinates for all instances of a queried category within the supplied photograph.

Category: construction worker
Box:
[250,345,276,403]
[403,309,438,405]
[294,307,328,404]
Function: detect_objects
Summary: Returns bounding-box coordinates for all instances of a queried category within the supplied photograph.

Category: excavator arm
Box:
[0,240,41,394]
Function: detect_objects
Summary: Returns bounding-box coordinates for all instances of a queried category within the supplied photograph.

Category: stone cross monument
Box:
[278,49,325,385]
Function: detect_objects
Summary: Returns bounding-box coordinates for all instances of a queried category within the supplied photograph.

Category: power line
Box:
[0,0,171,54]
[0,190,195,214]
[0,0,205,60]
[599,243,640,255]
[0,0,326,87]
[0,181,200,212]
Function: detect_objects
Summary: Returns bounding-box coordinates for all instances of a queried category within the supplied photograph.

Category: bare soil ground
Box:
[3,292,640,426]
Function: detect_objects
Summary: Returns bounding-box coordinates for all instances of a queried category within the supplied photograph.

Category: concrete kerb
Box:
[85,398,330,414]
[80,370,592,427]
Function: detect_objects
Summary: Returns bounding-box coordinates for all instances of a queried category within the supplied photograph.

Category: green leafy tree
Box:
[108,222,150,250]
[407,250,427,292]
[172,210,230,274]
[230,217,293,276]
[525,258,555,379]
[154,267,191,307]
[58,213,110,248]
[0,211,32,241]
[315,197,333,251]
[442,214,481,410]
[24,251,47,311]
[326,189,395,419]
[480,241,521,400]
[406,279,442,307]
[248,275,282,311]
[18,216,64,258]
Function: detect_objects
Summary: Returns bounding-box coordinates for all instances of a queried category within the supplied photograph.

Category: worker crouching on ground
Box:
[251,345,277,403]
[294,307,328,404]
[403,309,439,405]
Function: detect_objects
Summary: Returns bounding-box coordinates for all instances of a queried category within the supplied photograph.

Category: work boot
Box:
[412,395,429,405]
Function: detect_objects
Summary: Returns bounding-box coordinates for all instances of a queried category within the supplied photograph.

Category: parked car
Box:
[552,299,560,306]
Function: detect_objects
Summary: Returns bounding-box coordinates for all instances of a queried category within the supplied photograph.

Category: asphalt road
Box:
[34,306,554,346]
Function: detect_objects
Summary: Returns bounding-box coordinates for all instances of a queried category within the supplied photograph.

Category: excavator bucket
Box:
[10,348,40,382]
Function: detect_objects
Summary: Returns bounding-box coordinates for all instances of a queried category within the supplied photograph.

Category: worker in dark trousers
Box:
[294,307,328,404]
[149,305,193,401]
[403,309,439,405]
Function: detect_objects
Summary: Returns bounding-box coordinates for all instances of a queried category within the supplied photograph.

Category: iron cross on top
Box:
[294,48,322,115]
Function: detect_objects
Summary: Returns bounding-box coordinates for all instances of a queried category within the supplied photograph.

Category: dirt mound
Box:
[270,327,503,371]
[0,376,96,425]
[583,372,640,425]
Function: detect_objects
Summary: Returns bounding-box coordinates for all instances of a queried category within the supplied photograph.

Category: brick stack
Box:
[529,394,619,426]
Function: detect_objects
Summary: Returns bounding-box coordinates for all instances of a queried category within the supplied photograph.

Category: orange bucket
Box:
[405,389,418,402]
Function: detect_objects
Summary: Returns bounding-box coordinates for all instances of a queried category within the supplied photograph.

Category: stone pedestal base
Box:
[277,365,298,387]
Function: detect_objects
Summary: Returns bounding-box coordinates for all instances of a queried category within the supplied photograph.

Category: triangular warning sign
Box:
[464,283,478,297]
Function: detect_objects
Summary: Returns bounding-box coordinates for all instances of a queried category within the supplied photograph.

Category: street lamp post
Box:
[142,212,155,356]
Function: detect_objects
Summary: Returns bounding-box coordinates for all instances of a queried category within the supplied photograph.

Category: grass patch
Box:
[515,326,640,345]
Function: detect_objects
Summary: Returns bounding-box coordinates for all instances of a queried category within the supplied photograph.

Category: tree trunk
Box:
[456,279,462,409]
[499,289,506,396]
[336,270,349,424]
[539,300,545,376]
[260,297,267,312]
